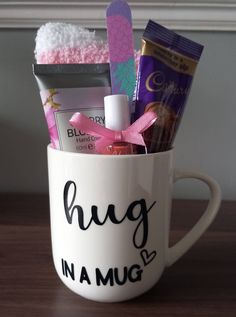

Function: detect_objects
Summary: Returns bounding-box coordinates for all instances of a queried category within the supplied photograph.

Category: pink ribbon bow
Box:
[69,111,158,152]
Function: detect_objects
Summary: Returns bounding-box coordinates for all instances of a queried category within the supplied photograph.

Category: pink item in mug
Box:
[69,109,157,153]
[106,0,136,102]
[37,46,110,64]
[34,22,140,66]
[35,22,109,64]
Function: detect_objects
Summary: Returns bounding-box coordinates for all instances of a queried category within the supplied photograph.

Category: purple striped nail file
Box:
[106,0,136,103]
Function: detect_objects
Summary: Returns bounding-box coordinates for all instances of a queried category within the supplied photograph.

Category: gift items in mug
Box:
[33,0,221,303]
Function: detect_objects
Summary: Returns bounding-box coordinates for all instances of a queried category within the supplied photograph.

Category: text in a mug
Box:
[61,258,143,286]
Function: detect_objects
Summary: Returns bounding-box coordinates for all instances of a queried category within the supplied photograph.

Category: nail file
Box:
[106,0,136,103]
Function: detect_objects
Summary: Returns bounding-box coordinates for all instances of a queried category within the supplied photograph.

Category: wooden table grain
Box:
[0,195,235,317]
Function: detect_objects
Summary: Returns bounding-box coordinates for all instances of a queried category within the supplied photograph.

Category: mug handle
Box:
[166,169,221,267]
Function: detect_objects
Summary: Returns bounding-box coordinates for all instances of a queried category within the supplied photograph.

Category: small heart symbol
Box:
[140,249,157,266]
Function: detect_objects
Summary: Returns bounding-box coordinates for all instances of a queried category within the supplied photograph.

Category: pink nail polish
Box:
[102,95,136,155]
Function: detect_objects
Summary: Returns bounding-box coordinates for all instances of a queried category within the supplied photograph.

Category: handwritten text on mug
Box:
[62,180,157,286]
[63,180,156,249]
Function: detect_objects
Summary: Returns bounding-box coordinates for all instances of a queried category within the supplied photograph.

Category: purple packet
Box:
[134,20,204,153]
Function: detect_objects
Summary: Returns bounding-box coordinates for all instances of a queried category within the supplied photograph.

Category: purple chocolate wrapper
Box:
[134,20,204,153]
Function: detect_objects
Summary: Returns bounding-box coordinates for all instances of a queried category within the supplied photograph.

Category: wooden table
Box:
[0,195,235,317]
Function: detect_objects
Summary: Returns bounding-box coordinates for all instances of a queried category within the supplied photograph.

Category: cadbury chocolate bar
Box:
[134,20,204,153]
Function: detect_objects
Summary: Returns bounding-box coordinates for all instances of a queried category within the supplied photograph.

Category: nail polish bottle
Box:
[102,94,136,155]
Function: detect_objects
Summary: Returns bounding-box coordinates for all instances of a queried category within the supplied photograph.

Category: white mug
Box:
[47,145,221,302]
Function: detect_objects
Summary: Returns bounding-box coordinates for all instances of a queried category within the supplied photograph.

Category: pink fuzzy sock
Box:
[35,22,140,68]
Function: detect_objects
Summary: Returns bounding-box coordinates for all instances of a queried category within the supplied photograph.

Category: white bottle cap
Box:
[104,94,130,131]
